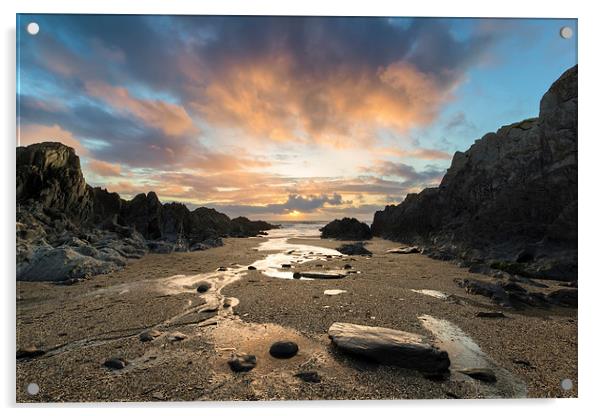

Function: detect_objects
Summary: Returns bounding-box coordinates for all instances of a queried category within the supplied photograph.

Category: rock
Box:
[387,246,420,254]
[458,367,497,383]
[343,264,353,269]
[217,266,227,272]
[328,322,450,373]
[547,289,578,307]
[17,246,119,282]
[295,271,346,280]
[228,354,257,372]
[248,265,257,270]
[475,311,506,318]
[336,242,372,256]
[139,329,162,342]
[147,241,174,254]
[196,282,211,293]
[324,289,347,296]
[16,142,279,281]
[104,357,127,370]
[167,332,188,342]
[269,341,299,359]
[371,66,577,282]
[320,218,372,240]
[16,345,45,359]
[281,264,292,268]
[295,371,321,383]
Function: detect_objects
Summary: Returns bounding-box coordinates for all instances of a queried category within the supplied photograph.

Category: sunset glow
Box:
[16,15,576,220]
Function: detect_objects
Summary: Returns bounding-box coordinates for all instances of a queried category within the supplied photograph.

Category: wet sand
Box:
[16,235,577,402]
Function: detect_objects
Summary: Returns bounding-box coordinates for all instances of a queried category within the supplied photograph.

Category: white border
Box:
[2,1,600,415]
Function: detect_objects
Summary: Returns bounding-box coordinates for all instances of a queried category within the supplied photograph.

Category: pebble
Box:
[16,345,45,359]
[295,371,321,383]
[139,329,162,342]
[104,357,128,370]
[269,341,299,358]
[167,332,188,342]
[248,266,257,270]
[196,282,211,293]
[228,354,257,372]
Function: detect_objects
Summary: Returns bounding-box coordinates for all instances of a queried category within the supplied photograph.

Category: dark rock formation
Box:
[372,66,577,282]
[320,217,372,240]
[336,242,372,255]
[16,142,278,282]
[328,322,450,374]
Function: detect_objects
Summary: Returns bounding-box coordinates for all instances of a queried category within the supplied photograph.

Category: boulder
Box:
[328,322,450,374]
[320,218,372,240]
[17,247,120,282]
[336,242,372,255]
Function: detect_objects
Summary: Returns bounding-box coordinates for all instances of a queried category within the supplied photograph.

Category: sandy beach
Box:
[16,228,577,402]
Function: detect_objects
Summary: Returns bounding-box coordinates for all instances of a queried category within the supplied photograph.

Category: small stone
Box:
[151,391,165,400]
[196,282,211,293]
[458,367,497,383]
[16,345,45,359]
[343,264,353,269]
[167,332,187,342]
[293,272,301,279]
[282,264,292,268]
[248,265,257,270]
[295,371,321,383]
[228,354,257,372]
[269,341,299,359]
[223,298,232,308]
[324,289,347,296]
[475,311,506,318]
[104,357,127,370]
[217,266,227,271]
[139,329,162,342]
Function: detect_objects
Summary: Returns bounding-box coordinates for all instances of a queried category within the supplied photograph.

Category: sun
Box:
[288,210,302,218]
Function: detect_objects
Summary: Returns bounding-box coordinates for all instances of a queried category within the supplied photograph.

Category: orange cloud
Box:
[86,159,122,177]
[191,58,456,149]
[85,81,197,137]
[19,124,87,155]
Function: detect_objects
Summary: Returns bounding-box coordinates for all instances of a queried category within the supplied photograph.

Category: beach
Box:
[16,223,577,402]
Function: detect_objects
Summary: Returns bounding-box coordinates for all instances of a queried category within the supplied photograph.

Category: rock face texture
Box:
[16,142,278,281]
[372,65,577,281]
[320,217,372,240]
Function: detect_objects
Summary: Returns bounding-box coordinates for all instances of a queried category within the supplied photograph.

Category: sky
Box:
[17,15,577,221]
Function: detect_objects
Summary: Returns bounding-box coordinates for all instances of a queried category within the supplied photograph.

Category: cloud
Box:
[208,193,349,216]
[19,123,87,155]
[85,81,196,137]
[85,159,122,177]
[368,161,445,185]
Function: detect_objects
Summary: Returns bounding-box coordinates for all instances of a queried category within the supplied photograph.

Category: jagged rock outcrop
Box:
[372,65,577,281]
[16,142,278,281]
[320,217,372,240]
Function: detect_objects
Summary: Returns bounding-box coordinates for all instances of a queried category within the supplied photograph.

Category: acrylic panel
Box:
[16,14,577,402]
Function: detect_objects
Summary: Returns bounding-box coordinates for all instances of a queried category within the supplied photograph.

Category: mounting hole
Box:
[26,22,40,36]
[561,378,573,391]
[27,382,40,395]
[560,26,573,39]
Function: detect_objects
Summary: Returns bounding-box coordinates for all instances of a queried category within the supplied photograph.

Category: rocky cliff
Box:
[16,142,278,281]
[372,65,577,281]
